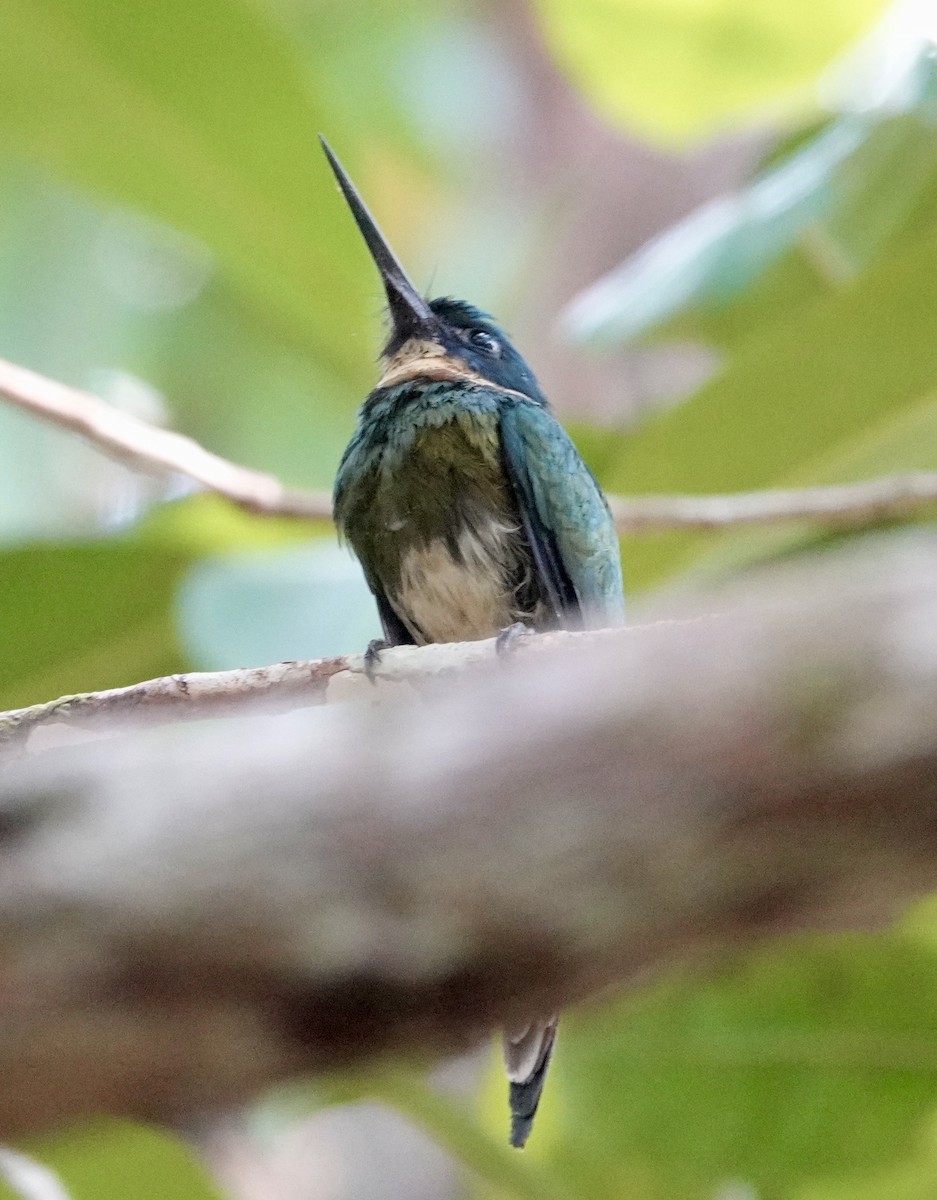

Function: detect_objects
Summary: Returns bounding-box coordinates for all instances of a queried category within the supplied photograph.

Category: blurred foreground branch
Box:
[3,538,937,1136]
[3,354,937,532]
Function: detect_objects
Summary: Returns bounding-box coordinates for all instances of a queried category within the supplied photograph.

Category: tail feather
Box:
[503,1018,558,1148]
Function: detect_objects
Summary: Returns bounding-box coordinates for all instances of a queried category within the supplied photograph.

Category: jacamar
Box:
[323,137,625,1148]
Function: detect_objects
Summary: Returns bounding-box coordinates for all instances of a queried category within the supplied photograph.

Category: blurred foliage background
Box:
[3,0,937,1198]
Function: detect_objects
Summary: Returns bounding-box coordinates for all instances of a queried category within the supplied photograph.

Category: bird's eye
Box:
[468,329,501,356]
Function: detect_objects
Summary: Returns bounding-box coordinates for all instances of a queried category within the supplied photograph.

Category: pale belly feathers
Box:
[392,516,531,644]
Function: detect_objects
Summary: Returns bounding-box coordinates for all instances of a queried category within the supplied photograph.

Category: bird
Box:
[322,136,625,1148]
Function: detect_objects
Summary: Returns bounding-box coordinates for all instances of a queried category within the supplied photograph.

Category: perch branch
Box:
[3,354,937,533]
[0,658,347,748]
[0,636,526,749]
[3,539,937,1136]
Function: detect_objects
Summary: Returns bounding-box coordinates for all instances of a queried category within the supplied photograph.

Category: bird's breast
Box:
[336,397,537,644]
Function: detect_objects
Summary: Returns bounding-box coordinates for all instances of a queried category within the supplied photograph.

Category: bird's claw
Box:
[364,638,389,684]
[495,622,534,658]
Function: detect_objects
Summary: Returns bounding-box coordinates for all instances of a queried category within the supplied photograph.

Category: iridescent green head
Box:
[320,137,546,406]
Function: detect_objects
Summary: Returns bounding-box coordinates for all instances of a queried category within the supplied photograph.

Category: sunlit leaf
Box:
[531,0,890,145]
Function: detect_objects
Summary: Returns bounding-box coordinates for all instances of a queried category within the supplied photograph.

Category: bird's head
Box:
[321,137,546,406]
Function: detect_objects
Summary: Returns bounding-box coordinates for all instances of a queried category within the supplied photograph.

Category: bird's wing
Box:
[334,438,418,647]
[503,1017,559,1148]
[499,400,625,629]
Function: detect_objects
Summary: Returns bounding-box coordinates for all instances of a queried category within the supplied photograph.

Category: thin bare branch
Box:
[0,356,333,520]
[3,354,937,534]
[605,473,937,531]
[3,538,937,1137]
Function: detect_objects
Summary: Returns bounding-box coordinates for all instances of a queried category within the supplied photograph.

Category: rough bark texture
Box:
[2,538,937,1137]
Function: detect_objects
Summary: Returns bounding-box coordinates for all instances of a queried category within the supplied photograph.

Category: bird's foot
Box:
[495,622,534,658]
[363,638,389,684]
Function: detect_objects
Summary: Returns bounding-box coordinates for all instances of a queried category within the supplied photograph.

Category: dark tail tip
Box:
[508,1065,550,1149]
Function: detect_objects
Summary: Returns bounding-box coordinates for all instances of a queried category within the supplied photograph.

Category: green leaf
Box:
[662,387,937,585]
[19,1120,220,1200]
[0,167,358,534]
[582,226,937,590]
[530,0,890,146]
[0,496,308,710]
[796,1117,937,1200]
[0,0,372,379]
[513,935,937,1200]
[0,540,190,710]
[564,48,937,349]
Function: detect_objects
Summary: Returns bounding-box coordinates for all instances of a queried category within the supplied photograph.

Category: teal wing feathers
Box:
[499,399,625,629]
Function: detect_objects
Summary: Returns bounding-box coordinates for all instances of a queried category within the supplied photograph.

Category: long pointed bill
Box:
[320,136,435,342]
